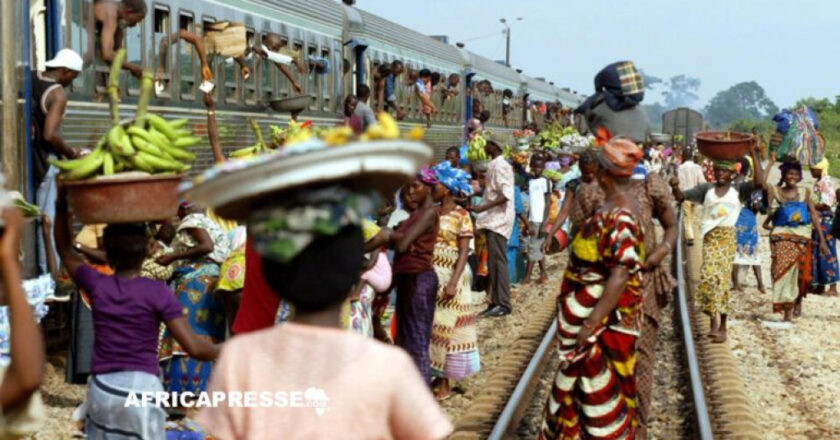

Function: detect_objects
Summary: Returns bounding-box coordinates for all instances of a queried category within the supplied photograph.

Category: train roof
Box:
[245,0,345,36]
[349,7,464,71]
[466,53,524,91]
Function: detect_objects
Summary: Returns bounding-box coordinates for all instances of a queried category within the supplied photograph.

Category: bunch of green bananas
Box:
[542,169,564,182]
[13,198,40,218]
[230,120,272,159]
[50,72,200,180]
[466,134,489,162]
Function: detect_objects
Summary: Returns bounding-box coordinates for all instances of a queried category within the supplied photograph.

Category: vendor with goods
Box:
[94,0,147,78]
[670,138,765,342]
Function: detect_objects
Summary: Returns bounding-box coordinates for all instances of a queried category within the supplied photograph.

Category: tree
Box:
[705,81,779,128]
[663,74,701,109]
[639,69,664,91]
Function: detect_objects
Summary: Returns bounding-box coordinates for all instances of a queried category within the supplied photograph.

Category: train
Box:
[1,0,585,200]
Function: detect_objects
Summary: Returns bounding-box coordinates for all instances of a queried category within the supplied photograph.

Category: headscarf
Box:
[560,156,571,167]
[432,161,473,197]
[248,186,380,264]
[597,137,643,177]
[417,165,439,186]
[631,163,647,181]
[810,157,829,172]
[712,160,736,171]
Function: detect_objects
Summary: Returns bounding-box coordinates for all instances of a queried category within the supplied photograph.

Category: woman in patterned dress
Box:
[428,162,482,401]
[157,202,231,395]
[809,158,839,296]
[763,160,829,321]
[538,139,645,440]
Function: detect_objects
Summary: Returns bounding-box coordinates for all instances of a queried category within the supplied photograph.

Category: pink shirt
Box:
[196,323,453,440]
[475,155,515,239]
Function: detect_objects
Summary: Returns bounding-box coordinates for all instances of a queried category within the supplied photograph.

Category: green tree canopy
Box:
[663,74,701,109]
[705,81,779,128]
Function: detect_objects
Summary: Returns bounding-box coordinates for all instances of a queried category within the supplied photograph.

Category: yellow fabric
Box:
[810,157,829,172]
[207,208,238,233]
[74,224,105,249]
[361,219,381,243]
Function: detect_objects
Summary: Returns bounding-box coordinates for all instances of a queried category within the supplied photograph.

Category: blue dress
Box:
[734,207,759,266]
[507,186,524,283]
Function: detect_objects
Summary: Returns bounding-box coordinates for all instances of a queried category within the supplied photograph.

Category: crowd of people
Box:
[3,2,838,439]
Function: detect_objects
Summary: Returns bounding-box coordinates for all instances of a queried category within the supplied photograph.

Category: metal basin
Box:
[268,95,315,113]
[650,132,673,144]
[64,173,183,224]
[696,131,754,161]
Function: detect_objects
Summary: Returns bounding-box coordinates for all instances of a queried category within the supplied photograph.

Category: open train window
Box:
[262,31,277,103]
[244,29,257,105]
[306,45,318,111]
[152,6,171,98]
[68,0,92,93]
[124,14,144,95]
[178,12,196,101]
[320,48,331,112]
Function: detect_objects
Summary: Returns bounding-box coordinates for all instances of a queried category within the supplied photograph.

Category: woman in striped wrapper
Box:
[538,139,645,439]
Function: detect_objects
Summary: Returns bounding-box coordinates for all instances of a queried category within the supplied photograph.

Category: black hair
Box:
[342,58,351,74]
[103,223,148,272]
[503,89,513,98]
[419,68,431,78]
[391,60,404,70]
[579,148,598,167]
[357,84,371,100]
[430,72,441,86]
[377,63,391,77]
[155,222,176,244]
[446,146,460,156]
[479,110,491,122]
[122,0,147,14]
[261,225,364,313]
[485,140,502,154]
[530,155,546,166]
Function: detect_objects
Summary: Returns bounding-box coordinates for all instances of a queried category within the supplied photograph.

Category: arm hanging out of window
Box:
[158,30,212,82]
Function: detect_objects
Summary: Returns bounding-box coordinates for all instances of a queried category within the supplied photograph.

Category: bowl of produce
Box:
[268,95,316,113]
[63,173,183,224]
[695,131,754,160]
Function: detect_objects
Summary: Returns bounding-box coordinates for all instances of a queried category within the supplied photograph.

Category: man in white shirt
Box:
[354,84,377,131]
[678,147,707,244]
[523,156,551,285]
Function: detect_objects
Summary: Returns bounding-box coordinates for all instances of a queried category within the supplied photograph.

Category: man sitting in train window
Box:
[94,0,147,79]
[383,60,407,120]
[415,69,436,128]
[236,33,304,94]
[444,73,460,101]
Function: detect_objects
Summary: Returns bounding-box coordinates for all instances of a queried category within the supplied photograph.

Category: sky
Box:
[351,0,840,109]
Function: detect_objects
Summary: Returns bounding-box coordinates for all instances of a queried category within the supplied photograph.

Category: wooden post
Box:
[1,0,20,188]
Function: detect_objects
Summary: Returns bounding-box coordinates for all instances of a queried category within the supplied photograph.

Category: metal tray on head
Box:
[268,95,316,113]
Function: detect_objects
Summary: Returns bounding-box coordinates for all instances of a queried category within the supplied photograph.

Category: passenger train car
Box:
[3,0,585,197]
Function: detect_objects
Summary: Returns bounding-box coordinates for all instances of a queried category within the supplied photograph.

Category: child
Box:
[195,183,451,439]
[55,190,220,439]
[415,69,436,127]
[522,156,551,285]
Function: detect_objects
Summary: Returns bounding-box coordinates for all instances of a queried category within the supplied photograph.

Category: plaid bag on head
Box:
[616,61,644,96]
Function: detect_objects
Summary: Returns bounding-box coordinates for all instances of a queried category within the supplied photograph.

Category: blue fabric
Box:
[385,75,396,101]
[36,164,59,275]
[735,208,758,258]
[459,144,469,166]
[812,211,840,286]
[307,55,330,74]
[508,187,524,248]
[773,201,811,227]
[433,161,473,197]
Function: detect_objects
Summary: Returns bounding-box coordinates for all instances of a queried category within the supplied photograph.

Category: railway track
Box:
[449,210,764,440]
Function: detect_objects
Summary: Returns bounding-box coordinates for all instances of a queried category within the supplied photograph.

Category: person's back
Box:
[199,323,450,439]
[679,159,705,190]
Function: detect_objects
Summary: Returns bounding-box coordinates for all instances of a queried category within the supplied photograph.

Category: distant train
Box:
[4,0,585,196]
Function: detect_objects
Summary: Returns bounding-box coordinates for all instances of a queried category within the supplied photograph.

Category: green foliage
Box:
[728,119,775,136]
[705,81,779,128]
[663,74,701,109]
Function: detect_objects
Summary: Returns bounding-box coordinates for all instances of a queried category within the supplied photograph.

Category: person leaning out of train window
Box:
[502,89,514,127]
[94,0,147,79]
[156,28,212,86]
[416,69,436,128]
[444,73,460,101]
[238,33,303,94]
[32,49,86,276]
[373,64,390,113]
[354,85,377,131]
[384,60,407,120]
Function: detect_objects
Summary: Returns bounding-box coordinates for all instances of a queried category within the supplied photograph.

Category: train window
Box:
[306,45,318,110]
[244,29,257,104]
[262,47,276,103]
[68,0,92,93]
[152,6,171,97]
[178,12,196,100]
[320,48,331,112]
[124,15,144,95]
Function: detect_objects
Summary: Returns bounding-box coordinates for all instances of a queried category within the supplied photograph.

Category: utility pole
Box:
[499,17,522,68]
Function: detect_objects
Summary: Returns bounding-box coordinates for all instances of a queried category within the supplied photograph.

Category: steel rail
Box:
[677,208,714,439]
